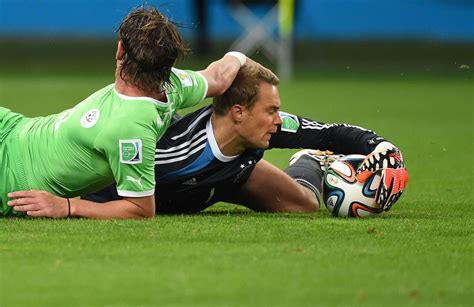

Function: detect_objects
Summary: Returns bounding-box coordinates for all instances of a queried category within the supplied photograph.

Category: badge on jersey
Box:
[119,139,142,164]
[80,109,100,128]
[173,68,193,87]
[279,112,300,133]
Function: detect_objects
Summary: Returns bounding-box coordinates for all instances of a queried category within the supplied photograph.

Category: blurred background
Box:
[0,0,472,81]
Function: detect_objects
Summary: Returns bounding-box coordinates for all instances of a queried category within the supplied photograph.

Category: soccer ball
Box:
[322,155,383,218]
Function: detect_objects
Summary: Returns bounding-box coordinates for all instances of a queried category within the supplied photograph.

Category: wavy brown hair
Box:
[118,7,189,93]
[212,64,279,116]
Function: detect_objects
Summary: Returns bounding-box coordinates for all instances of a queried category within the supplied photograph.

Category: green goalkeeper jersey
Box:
[0,68,207,216]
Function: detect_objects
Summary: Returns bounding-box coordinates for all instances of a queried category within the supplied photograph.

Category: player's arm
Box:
[7,191,155,219]
[269,112,408,211]
[70,196,155,219]
[269,112,387,154]
[199,52,263,97]
[175,53,267,109]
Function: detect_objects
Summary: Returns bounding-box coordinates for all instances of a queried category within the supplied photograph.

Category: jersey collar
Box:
[206,118,240,162]
[113,87,169,107]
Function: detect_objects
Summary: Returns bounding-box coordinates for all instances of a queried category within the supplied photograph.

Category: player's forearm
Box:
[8,190,154,219]
[270,114,388,154]
[69,197,155,219]
[199,52,247,97]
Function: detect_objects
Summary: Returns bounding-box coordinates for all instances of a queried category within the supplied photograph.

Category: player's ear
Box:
[230,104,244,123]
[116,40,124,61]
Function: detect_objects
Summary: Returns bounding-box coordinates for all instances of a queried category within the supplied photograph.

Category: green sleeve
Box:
[170,68,208,109]
[95,111,157,197]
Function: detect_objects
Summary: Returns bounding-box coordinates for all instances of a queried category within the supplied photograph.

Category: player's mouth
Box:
[263,132,274,140]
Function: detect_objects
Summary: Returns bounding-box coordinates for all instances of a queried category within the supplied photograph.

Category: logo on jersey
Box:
[173,68,193,87]
[126,175,143,188]
[120,139,142,164]
[280,112,299,133]
[80,109,100,128]
[182,177,197,186]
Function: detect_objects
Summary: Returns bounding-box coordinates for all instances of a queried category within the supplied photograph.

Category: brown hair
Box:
[213,64,279,116]
[118,6,189,93]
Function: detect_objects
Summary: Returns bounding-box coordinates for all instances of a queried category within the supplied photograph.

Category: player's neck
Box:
[211,114,246,156]
[114,74,167,102]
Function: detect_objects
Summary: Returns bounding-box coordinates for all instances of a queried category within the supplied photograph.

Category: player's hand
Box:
[7,190,69,218]
[375,167,409,211]
[356,142,409,210]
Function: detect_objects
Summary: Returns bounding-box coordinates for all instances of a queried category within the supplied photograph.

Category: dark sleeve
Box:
[81,184,123,203]
[268,112,387,155]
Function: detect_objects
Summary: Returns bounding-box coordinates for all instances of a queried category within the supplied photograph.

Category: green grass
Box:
[0,40,473,306]
[1,214,471,306]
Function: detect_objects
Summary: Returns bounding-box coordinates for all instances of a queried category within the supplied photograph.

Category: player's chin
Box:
[250,135,271,149]
[259,139,270,149]
[249,140,269,150]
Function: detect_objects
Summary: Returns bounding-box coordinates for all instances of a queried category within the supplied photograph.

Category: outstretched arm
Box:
[269,112,408,211]
[269,112,387,154]
[7,190,155,219]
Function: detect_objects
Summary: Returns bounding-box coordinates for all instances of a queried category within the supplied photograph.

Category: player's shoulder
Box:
[93,85,160,128]
[158,105,212,146]
[169,68,205,90]
[170,105,212,130]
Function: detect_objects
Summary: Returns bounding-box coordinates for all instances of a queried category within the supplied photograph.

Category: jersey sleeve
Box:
[268,111,387,154]
[95,110,157,198]
[170,68,208,109]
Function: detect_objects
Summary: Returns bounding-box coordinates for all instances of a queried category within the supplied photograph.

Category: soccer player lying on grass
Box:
[2,6,257,219]
[84,64,409,214]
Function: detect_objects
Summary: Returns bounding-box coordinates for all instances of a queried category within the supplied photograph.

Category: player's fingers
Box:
[388,169,402,194]
[7,197,36,207]
[377,171,394,207]
[383,168,395,187]
[11,204,38,212]
[392,168,409,193]
[376,189,386,207]
[8,190,42,199]
[26,210,45,217]
[384,192,402,212]
[384,196,395,212]
[375,173,384,205]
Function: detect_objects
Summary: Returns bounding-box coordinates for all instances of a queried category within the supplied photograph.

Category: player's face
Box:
[241,82,282,149]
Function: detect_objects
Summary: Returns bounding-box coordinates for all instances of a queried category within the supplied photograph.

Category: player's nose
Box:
[274,112,282,125]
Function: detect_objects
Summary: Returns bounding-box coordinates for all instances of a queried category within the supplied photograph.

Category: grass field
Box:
[0,40,473,306]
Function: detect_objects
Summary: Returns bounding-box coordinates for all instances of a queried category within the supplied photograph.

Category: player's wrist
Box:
[68,198,76,217]
[66,198,71,218]
[225,51,247,67]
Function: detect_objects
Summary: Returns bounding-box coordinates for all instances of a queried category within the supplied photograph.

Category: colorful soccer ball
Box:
[322,155,383,218]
